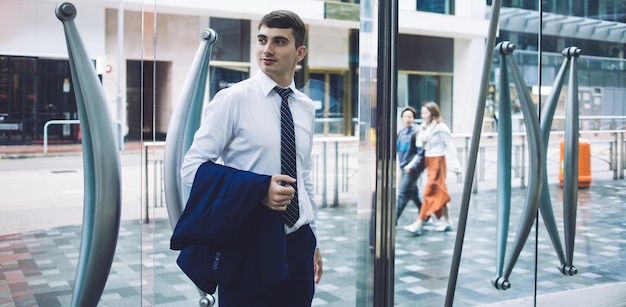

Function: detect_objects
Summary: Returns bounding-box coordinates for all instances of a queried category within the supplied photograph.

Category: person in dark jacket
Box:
[396,106,425,224]
[177,10,322,306]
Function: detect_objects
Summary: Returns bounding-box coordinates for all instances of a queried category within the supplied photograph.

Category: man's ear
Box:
[296,45,307,62]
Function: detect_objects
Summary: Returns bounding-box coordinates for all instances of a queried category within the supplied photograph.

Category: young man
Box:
[176,10,322,306]
[396,106,424,224]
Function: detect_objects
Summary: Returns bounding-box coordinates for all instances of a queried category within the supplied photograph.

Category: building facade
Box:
[1,0,490,144]
[1,0,624,145]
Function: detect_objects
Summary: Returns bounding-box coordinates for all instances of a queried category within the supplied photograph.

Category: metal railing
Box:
[43,119,80,154]
[312,136,358,208]
[43,119,123,154]
[453,129,626,190]
[143,141,166,223]
[139,128,626,217]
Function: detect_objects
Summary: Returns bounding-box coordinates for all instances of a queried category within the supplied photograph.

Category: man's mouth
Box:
[262,58,276,64]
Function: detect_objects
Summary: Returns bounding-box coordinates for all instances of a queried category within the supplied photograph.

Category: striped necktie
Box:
[274,86,299,227]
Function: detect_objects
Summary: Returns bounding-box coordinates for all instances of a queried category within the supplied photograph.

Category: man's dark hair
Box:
[259,10,306,48]
[401,106,417,118]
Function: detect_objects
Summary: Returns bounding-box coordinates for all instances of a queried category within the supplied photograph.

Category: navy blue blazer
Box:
[170,161,288,296]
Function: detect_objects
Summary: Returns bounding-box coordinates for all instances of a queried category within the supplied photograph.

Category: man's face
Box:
[401,110,414,128]
[256,25,307,85]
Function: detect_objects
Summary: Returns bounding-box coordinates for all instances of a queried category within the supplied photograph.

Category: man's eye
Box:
[258,38,267,44]
[274,39,288,45]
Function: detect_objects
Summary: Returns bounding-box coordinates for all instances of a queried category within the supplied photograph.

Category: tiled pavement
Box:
[2,178,625,306]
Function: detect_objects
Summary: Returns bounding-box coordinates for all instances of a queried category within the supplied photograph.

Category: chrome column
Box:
[495,43,545,289]
[445,0,502,304]
[356,0,398,305]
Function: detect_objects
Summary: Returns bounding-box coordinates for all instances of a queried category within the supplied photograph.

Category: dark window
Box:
[417,0,454,14]
[209,17,251,62]
[398,35,453,73]
[0,56,79,145]
[209,66,248,99]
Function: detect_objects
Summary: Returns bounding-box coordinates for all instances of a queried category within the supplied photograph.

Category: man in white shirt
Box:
[181,10,322,306]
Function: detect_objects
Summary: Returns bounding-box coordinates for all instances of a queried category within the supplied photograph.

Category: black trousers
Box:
[218,224,316,307]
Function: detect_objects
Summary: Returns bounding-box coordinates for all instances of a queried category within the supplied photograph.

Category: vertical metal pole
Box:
[494,42,513,280]
[333,141,339,207]
[322,142,328,208]
[469,137,478,194]
[144,144,150,223]
[356,0,399,304]
[356,0,398,304]
[537,48,575,270]
[498,52,546,285]
[116,0,124,150]
[152,152,157,209]
[521,135,526,188]
[342,153,346,192]
[372,0,398,305]
[563,52,580,273]
[446,0,502,304]
[618,132,626,179]
[612,136,617,179]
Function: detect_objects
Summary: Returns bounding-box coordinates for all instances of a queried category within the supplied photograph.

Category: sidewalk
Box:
[0,142,144,158]
[1,142,625,306]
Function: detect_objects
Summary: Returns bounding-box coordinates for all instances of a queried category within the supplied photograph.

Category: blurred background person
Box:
[395,106,425,226]
[403,102,461,235]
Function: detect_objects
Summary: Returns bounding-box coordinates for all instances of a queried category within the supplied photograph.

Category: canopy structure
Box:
[497,7,626,44]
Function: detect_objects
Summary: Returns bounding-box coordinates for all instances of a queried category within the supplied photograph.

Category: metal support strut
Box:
[55,2,122,306]
[490,42,582,289]
[162,28,218,307]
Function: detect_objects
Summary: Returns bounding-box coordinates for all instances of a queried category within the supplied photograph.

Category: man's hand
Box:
[314,248,323,284]
[403,166,412,174]
[262,174,296,211]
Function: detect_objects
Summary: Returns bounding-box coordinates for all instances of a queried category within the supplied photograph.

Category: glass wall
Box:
[417,0,455,15]
[498,0,626,22]
[0,56,80,145]
[1,1,625,306]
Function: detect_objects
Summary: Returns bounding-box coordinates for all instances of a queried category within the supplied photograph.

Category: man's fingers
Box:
[264,174,297,211]
[273,174,296,184]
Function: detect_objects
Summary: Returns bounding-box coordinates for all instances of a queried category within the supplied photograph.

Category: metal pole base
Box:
[560,264,578,276]
[491,276,511,290]
[199,294,216,307]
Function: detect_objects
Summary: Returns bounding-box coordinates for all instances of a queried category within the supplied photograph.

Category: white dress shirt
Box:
[181,71,318,237]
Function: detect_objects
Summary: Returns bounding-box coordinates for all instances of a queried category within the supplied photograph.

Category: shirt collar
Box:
[254,71,296,97]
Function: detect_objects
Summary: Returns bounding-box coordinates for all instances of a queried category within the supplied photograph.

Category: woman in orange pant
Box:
[403,102,461,235]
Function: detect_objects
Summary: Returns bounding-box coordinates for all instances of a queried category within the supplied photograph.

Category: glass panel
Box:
[210,17,251,63]
[416,0,454,15]
[0,1,144,306]
[306,72,347,135]
[5,1,624,306]
[210,66,249,99]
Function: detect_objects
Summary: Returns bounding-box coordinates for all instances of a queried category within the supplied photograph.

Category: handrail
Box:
[43,119,123,154]
[56,2,122,306]
[43,119,80,154]
[163,28,218,231]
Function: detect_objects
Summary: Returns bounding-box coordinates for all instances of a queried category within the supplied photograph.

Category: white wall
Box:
[453,38,485,133]
[0,0,105,59]
[100,8,209,136]
[450,0,487,134]
[308,25,349,69]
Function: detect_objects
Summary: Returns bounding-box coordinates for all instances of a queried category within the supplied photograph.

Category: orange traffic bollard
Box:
[559,138,592,188]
